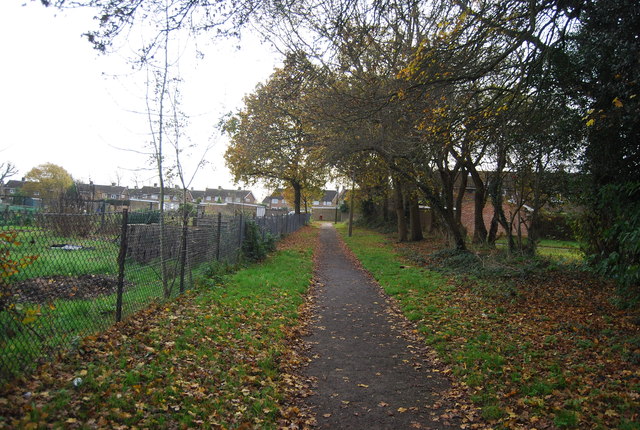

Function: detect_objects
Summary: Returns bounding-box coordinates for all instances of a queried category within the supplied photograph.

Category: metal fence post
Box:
[115,208,129,323]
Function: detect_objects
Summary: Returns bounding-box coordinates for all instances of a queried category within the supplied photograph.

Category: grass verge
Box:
[0,225,318,429]
[338,224,639,429]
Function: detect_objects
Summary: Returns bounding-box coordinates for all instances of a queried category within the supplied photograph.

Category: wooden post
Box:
[216,212,222,261]
[115,209,129,322]
[178,211,188,293]
[348,176,355,237]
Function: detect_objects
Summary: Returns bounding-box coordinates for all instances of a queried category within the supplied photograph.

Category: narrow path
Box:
[303,223,461,429]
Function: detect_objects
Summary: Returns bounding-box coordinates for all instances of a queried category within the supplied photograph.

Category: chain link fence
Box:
[0,208,310,380]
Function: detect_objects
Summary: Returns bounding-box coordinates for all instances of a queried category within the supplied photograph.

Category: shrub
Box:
[578,182,640,305]
[241,221,275,263]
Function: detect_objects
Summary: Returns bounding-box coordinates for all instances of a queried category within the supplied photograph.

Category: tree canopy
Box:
[22,163,74,201]
[45,0,640,293]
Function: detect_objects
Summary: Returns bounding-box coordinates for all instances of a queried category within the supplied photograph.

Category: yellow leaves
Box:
[586,119,596,127]
[612,97,623,108]
[21,306,42,324]
[357,383,369,388]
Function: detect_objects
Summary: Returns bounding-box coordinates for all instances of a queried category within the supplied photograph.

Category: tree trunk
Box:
[393,179,408,242]
[468,166,489,244]
[409,195,423,241]
[292,181,302,214]
[455,169,467,225]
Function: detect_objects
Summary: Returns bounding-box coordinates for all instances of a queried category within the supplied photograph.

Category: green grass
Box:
[0,225,318,428]
[7,228,119,280]
[0,263,174,380]
[495,237,582,261]
[335,224,639,428]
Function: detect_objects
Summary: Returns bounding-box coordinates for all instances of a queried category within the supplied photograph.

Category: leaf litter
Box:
[0,225,320,429]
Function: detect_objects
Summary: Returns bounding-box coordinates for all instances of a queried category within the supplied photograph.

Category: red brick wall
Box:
[458,192,529,238]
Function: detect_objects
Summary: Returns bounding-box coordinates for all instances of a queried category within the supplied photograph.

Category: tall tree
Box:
[22,163,73,202]
[224,53,327,214]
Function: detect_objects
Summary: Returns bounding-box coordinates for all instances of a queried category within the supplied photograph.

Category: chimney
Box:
[237,187,241,191]
[175,184,179,189]
[218,186,222,190]
[89,180,93,185]
[191,187,194,191]
[154,183,157,187]
[111,182,116,186]
[21,177,25,181]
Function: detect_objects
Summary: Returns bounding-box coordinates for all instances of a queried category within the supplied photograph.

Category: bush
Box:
[39,213,95,237]
[241,221,275,263]
[197,260,235,288]
[537,211,575,241]
[578,182,640,304]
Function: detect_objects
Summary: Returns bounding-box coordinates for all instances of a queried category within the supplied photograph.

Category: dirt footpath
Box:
[302,223,462,429]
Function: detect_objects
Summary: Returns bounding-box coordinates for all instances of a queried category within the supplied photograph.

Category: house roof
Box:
[129,186,192,199]
[76,183,127,195]
[321,189,338,202]
[262,189,286,204]
[203,187,254,201]
[3,180,25,189]
[190,189,206,200]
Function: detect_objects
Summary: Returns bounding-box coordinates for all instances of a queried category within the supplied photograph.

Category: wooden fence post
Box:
[115,209,129,323]
[178,211,188,293]
[216,212,222,261]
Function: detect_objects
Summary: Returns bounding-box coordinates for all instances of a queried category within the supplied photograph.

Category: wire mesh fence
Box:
[0,208,310,381]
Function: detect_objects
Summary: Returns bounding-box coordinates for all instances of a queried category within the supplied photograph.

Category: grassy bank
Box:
[0,225,318,429]
[338,224,639,429]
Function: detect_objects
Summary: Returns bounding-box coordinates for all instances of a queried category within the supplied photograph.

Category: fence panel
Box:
[1,209,309,380]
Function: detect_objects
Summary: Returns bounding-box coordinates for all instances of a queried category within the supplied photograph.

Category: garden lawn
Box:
[338,225,639,429]
[0,225,318,429]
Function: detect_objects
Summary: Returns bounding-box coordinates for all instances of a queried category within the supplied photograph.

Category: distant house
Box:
[0,179,43,207]
[312,189,343,221]
[194,186,263,217]
[0,179,26,200]
[312,189,340,208]
[128,185,193,211]
[262,190,288,210]
[189,189,206,204]
[200,186,257,205]
[74,182,129,212]
[76,182,128,202]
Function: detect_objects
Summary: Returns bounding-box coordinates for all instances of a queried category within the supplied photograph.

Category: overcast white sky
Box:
[0,1,281,199]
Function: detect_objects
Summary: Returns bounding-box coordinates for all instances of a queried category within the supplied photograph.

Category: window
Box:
[313,200,319,205]
[225,196,232,202]
[33,191,40,196]
[206,196,211,201]
[9,189,15,194]
[151,194,158,200]
[324,201,331,206]
[110,194,117,199]
[272,198,279,204]
[235,197,241,202]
